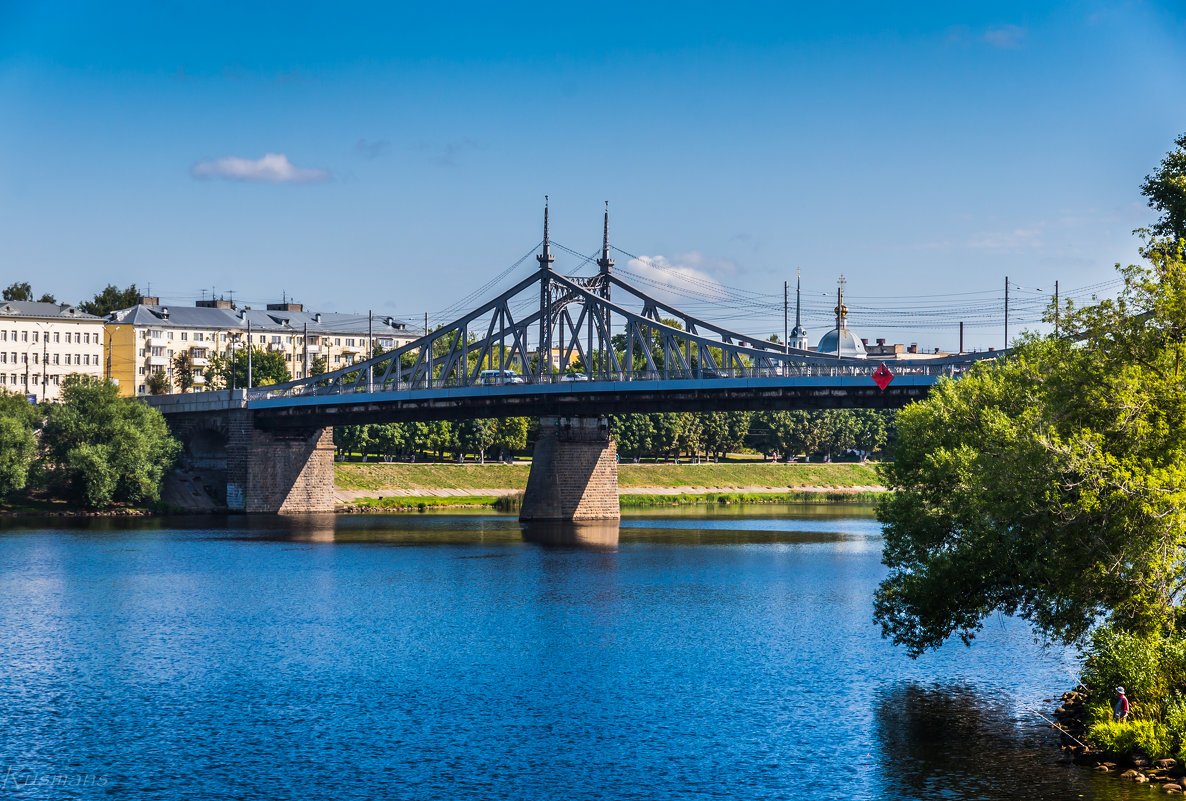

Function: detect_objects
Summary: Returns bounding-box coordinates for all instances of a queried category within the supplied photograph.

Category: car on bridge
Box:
[479,369,525,385]
[560,373,590,382]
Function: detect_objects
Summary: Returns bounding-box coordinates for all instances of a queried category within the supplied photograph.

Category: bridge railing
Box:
[247,357,991,400]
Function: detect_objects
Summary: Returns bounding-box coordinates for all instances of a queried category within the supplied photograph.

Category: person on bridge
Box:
[1113,687,1129,721]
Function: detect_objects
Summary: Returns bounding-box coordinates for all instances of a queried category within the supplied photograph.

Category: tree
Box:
[491,417,528,461]
[875,239,1186,657]
[40,375,180,508]
[146,369,169,395]
[456,418,496,463]
[214,347,291,388]
[1142,132,1186,245]
[310,355,327,376]
[78,284,140,316]
[2,282,31,301]
[0,391,39,499]
[172,352,195,392]
[334,425,374,460]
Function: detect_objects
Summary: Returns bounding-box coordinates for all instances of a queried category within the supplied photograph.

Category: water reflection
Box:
[520,520,620,548]
[874,683,1125,800]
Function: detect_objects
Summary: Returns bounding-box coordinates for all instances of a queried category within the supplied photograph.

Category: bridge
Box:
[146,203,1000,518]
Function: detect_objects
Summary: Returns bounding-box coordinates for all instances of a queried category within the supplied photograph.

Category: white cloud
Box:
[190,153,330,183]
[967,227,1044,251]
[625,251,740,301]
[983,24,1026,49]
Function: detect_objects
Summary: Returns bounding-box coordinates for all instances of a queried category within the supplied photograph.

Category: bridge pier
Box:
[520,416,620,522]
[226,416,336,513]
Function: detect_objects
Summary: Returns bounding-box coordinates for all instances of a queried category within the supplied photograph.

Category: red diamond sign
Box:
[872,363,894,391]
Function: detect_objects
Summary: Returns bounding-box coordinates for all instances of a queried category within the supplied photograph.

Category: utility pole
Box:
[959,321,964,355]
[783,280,789,355]
[424,312,428,337]
[1004,276,1009,350]
[247,320,253,389]
[1054,280,1060,336]
[367,310,374,393]
[303,322,308,379]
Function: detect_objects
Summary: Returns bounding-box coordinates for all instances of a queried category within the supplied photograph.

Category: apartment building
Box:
[0,301,106,401]
[105,297,415,396]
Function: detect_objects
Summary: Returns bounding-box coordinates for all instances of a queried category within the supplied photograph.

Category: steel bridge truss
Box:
[251,241,997,402]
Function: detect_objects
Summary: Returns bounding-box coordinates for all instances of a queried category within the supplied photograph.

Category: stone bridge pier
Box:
[520,416,620,522]
[148,392,335,514]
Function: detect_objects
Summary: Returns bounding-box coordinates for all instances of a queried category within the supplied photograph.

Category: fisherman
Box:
[1114,687,1129,721]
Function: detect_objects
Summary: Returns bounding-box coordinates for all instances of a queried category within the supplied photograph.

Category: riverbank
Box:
[334,461,885,510]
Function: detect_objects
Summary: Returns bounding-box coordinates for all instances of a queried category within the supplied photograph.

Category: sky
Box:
[2,0,1185,351]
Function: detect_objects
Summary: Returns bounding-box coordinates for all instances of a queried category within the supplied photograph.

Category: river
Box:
[0,506,1143,799]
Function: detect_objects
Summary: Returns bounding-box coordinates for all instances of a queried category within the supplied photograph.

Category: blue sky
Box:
[2,0,1184,350]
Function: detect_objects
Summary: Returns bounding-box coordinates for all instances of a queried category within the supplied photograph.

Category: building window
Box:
[181,332,188,341]
[139,367,145,375]
[32,331,38,343]
[138,385,145,394]
[52,354,58,365]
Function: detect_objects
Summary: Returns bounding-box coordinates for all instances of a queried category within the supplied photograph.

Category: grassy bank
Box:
[335,461,882,492]
[338,489,882,513]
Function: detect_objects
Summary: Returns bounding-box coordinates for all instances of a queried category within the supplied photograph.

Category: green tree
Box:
[146,369,169,395]
[78,284,140,316]
[0,391,40,499]
[172,351,195,392]
[40,375,180,508]
[2,282,31,301]
[1143,132,1186,245]
[875,240,1186,657]
[491,417,528,461]
[214,347,291,388]
[456,418,496,463]
[334,425,374,461]
[310,355,327,376]
[611,414,657,460]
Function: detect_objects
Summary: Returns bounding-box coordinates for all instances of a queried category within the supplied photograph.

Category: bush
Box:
[1082,627,1173,713]
[1166,694,1186,749]
[1087,719,1172,758]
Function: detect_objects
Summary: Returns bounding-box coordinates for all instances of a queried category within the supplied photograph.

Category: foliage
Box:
[213,347,291,388]
[0,391,39,499]
[875,239,1186,656]
[204,354,227,390]
[1166,694,1186,748]
[310,355,327,376]
[1142,132,1186,245]
[2,282,31,301]
[490,417,528,459]
[78,283,139,316]
[172,351,195,392]
[146,369,169,395]
[40,376,180,508]
[1081,627,1186,714]
[1087,719,1172,758]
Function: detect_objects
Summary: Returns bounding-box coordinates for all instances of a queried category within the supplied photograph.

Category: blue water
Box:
[0,509,1138,799]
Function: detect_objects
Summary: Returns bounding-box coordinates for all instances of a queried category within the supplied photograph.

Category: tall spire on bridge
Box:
[597,200,614,276]
[537,195,555,271]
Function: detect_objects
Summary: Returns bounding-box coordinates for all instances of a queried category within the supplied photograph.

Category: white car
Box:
[479,369,524,385]
[560,373,591,382]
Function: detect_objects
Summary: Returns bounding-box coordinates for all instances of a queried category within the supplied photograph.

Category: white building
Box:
[0,301,106,401]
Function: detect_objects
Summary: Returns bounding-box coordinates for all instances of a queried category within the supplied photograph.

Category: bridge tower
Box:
[519,202,621,522]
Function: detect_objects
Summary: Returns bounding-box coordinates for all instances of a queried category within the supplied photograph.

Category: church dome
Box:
[817,327,867,359]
